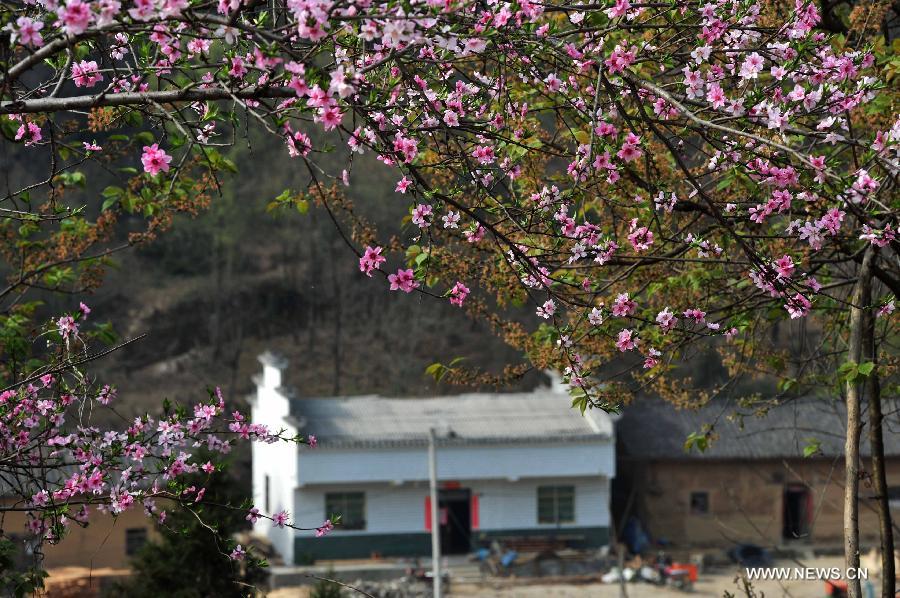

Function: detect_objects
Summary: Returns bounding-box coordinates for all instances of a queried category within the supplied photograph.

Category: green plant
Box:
[309,571,344,598]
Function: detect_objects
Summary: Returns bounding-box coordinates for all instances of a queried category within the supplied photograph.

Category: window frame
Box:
[537,485,576,525]
[325,491,366,530]
[689,491,710,515]
[125,527,148,556]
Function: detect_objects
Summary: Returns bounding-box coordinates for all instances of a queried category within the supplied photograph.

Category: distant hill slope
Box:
[81,133,541,416]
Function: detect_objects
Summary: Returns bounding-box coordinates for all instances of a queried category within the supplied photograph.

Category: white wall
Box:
[297,442,615,486]
[476,477,610,531]
[294,483,427,537]
[291,476,610,540]
[251,362,297,564]
[251,366,616,563]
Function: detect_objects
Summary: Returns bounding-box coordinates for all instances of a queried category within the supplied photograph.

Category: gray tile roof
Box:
[616,396,900,460]
[287,387,612,449]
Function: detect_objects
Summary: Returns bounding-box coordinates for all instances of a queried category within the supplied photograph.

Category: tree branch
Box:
[1,86,297,115]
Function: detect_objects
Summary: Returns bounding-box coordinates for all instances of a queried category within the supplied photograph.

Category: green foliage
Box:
[425,357,466,383]
[267,189,309,214]
[877,38,900,83]
[531,323,558,346]
[570,387,589,414]
[55,171,86,188]
[838,360,876,384]
[0,537,47,597]
[802,438,822,458]
[42,267,75,289]
[135,224,215,275]
[402,243,441,288]
[777,377,798,393]
[858,362,876,377]
[683,431,710,453]
[309,571,345,598]
[0,312,35,365]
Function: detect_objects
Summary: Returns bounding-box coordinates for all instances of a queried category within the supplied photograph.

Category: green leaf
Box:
[201,103,220,122]
[43,267,74,287]
[778,377,797,392]
[683,431,709,453]
[570,388,588,414]
[802,439,822,458]
[425,357,465,383]
[838,360,858,383]
[857,362,876,377]
[57,171,86,187]
[102,185,124,199]
[425,362,449,383]
[838,360,876,384]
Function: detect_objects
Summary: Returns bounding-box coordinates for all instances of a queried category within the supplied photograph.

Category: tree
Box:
[0,1,897,596]
[309,571,346,598]
[108,459,267,598]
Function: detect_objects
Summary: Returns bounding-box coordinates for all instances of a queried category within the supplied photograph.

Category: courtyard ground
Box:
[268,555,863,597]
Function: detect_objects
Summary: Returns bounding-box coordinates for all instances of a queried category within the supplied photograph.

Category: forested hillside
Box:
[48,132,544,415]
[3,127,772,417]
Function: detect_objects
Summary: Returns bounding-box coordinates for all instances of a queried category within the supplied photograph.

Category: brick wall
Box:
[622,458,900,548]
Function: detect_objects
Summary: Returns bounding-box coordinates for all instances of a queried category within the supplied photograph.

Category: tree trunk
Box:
[866,332,894,597]
[845,247,875,598]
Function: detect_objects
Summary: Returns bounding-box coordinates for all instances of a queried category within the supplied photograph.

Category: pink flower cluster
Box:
[359,246,386,277]
[8,305,314,560]
[6,0,896,414]
[71,60,103,88]
[141,144,173,175]
[388,269,418,293]
[449,282,470,307]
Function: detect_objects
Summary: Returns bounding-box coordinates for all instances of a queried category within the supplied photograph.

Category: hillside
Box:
[79,133,541,417]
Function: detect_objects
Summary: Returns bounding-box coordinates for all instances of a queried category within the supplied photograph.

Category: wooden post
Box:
[429,427,442,598]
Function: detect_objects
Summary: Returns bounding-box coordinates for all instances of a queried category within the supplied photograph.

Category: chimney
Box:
[544,369,568,394]
[257,350,288,389]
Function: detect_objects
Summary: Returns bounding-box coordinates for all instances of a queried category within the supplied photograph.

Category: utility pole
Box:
[428,427,442,598]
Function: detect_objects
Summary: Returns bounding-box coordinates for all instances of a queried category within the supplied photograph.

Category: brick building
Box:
[1,501,158,570]
[614,397,900,550]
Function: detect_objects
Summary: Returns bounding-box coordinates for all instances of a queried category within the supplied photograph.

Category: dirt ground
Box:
[269,555,866,597]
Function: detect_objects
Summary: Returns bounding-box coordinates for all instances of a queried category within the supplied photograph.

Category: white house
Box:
[250,352,615,564]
